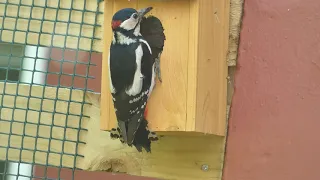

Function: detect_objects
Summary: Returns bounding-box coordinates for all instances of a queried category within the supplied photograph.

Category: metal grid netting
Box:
[0,0,103,179]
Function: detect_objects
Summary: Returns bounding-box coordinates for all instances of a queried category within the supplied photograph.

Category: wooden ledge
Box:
[0,83,225,180]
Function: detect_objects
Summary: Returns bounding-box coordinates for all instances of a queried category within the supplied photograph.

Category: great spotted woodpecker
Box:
[108,7,165,152]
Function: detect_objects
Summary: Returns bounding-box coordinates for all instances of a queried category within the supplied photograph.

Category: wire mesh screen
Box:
[0,0,103,179]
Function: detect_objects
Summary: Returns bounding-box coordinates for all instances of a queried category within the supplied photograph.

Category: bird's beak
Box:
[137,7,153,19]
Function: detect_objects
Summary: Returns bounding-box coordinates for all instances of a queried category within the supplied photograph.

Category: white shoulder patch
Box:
[116,32,136,45]
[108,52,116,94]
[125,45,144,96]
[139,39,152,54]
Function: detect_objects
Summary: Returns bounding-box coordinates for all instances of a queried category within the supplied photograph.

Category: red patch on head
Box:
[111,20,122,30]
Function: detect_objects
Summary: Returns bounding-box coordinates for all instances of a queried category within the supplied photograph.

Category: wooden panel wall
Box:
[101,0,191,132]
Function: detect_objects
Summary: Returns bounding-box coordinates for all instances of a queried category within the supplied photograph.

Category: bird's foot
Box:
[148,131,159,141]
[110,127,120,139]
[110,127,125,144]
[145,126,159,141]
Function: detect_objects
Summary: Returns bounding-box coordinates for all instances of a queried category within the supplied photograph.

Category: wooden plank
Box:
[101,0,189,132]
[0,0,104,52]
[0,82,225,180]
[186,0,199,132]
[137,0,189,131]
[100,0,238,135]
[194,0,229,135]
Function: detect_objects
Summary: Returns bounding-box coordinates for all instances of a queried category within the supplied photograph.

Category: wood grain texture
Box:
[0,0,104,52]
[186,0,200,132]
[195,0,229,135]
[137,1,189,131]
[0,83,225,180]
[101,0,189,132]
[100,0,231,136]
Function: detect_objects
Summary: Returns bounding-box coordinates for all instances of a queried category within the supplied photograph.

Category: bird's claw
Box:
[110,128,120,139]
[148,131,159,141]
[110,127,125,143]
[145,126,159,141]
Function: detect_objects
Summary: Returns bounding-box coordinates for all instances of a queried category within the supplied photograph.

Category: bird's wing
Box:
[140,16,166,54]
[140,16,166,82]
[112,42,153,144]
[112,85,149,144]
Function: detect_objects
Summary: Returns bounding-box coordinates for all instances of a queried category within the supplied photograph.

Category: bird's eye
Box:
[132,13,138,19]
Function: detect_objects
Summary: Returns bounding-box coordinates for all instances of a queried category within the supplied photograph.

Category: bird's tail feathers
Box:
[131,118,158,152]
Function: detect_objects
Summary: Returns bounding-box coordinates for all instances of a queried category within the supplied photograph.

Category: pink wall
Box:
[223,0,320,180]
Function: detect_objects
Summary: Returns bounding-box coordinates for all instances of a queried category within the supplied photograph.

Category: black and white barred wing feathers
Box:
[111,87,149,145]
[111,42,152,145]
[109,14,165,153]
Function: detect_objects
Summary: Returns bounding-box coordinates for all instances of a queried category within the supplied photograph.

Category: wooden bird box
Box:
[101,0,229,136]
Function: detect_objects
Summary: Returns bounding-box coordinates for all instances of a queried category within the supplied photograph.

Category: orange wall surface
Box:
[223,0,320,180]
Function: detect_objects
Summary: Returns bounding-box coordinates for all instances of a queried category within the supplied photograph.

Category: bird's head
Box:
[111,7,153,35]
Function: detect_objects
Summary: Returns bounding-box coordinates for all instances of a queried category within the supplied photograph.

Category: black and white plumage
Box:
[140,16,166,83]
[108,7,165,152]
